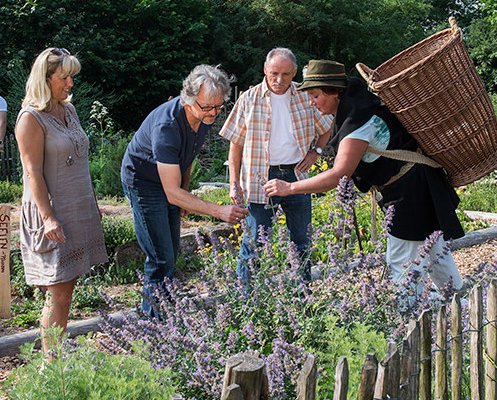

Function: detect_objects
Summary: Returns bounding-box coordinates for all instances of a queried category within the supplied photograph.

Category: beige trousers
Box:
[386,233,463,298]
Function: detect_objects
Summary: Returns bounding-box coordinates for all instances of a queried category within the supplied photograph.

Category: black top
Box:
[331,78,464,241]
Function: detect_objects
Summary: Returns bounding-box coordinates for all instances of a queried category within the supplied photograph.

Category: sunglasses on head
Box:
[50,48,70,56]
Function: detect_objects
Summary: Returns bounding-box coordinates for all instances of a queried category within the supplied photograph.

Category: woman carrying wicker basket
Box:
[264,59,464,304]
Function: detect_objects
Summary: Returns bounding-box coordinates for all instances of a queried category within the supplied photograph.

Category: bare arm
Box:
[16,112,66,242]
[296,127,332,172]
[157,162,248,224]
[228,141,244,204]
[264,138,369,196]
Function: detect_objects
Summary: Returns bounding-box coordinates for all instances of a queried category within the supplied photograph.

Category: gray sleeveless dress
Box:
[18,103,108,286]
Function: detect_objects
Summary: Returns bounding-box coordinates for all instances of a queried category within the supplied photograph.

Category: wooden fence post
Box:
[358,354,378,400]
[451,295,463,400]
[406,319,420,399]
[419,309,432,400]
[435,305,448,400]
[221,353,268,400]
[296,353,317,400]
[333,356,348,400]
[221,384,244,400]
[373,343,400,399]
[470,285,484,400]
[0,204,11,318]
[399,339,411,400]
[486,279,497,400]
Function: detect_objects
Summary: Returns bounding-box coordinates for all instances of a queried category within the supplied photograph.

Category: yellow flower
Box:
[321,161,329,171]
[217,201,223,205]
[311,164,317,172]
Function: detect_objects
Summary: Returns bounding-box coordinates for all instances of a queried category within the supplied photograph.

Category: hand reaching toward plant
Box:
[264,179,292,197]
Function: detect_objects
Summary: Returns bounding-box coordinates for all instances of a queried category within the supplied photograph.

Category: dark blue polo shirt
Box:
[121,97,208,189]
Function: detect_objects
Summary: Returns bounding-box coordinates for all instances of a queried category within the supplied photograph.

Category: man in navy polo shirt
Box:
[121,65,248,317]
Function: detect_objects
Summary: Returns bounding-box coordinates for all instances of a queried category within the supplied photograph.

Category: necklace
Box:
[46,104,88,161]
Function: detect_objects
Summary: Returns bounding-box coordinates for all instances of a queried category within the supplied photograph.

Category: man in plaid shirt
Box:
[219,48,333,282]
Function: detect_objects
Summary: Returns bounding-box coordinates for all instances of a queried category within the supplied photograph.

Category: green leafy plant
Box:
[102,259,142,285]
[0,180,22,203]
[101,216,135,252]
[9,250,33,298]
[457,175,497,213]
[71,276,105,312]
[2,330,176,400]
[9,291,43,329]
[87,101,129,198]
[307,316,387,398]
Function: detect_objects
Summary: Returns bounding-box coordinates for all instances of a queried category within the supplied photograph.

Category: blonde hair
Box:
[22,48,81,111]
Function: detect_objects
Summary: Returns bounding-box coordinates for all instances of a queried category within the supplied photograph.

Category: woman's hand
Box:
[43,216,66,243]
[296,149,319,172]
[264,179,292,197]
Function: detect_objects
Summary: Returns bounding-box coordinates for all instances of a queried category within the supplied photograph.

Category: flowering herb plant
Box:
[101,177,465,399]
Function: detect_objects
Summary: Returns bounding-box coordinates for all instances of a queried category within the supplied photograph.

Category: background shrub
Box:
[101,216,135,253]
[0,180,22,203]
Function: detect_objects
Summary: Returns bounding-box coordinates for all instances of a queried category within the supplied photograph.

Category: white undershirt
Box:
[268,90,301,165]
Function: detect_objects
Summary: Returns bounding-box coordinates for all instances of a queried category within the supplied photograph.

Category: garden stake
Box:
[370,188,378,243]
[0,204,11,318]
[352,206,363,252]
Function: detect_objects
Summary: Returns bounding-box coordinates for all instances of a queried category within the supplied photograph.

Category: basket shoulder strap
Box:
[366,145,442,168]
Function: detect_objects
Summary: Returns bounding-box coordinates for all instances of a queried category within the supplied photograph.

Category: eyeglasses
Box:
[195,100,224,112]
[50,48,70,56]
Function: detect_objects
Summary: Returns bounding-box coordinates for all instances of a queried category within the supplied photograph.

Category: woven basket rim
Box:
[369,25,462,92]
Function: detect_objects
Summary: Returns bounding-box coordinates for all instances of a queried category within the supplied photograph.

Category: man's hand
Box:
[218,205,249,224]
[230,181,245,205]
[296,149,319,172]
[264,178,292,197]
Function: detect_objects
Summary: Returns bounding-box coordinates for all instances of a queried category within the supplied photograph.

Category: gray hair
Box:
[180,64,235,106]
[265,48,297,70]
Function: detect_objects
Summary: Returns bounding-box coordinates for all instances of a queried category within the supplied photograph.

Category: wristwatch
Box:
[313,146,323,155]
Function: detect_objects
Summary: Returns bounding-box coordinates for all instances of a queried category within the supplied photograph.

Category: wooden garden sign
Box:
[0,205,11,318]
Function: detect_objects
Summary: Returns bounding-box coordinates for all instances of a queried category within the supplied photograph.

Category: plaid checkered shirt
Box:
[219,80,334,204]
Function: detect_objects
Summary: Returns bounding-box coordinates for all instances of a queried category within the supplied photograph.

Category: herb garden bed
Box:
[2,180,497,398]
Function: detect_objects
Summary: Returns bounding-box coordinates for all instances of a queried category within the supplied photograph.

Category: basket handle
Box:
[356,62,374,84]
[449,16,458,33]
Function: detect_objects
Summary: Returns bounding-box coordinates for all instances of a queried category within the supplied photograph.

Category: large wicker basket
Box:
[356,17,497,187]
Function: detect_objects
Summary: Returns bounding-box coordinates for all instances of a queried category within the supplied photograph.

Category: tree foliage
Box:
[0,0,492,130]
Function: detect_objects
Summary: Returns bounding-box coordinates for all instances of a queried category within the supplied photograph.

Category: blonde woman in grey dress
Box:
[15,48,108,355]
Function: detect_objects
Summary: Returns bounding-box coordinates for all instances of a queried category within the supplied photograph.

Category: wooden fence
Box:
[218,279,497,399]
[0,133,20,181]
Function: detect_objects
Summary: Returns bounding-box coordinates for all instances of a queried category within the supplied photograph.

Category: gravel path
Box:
[453,238,497,277]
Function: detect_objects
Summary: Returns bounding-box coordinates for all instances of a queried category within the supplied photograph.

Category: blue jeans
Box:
[237,167,312,283]
[122,182,180,318]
